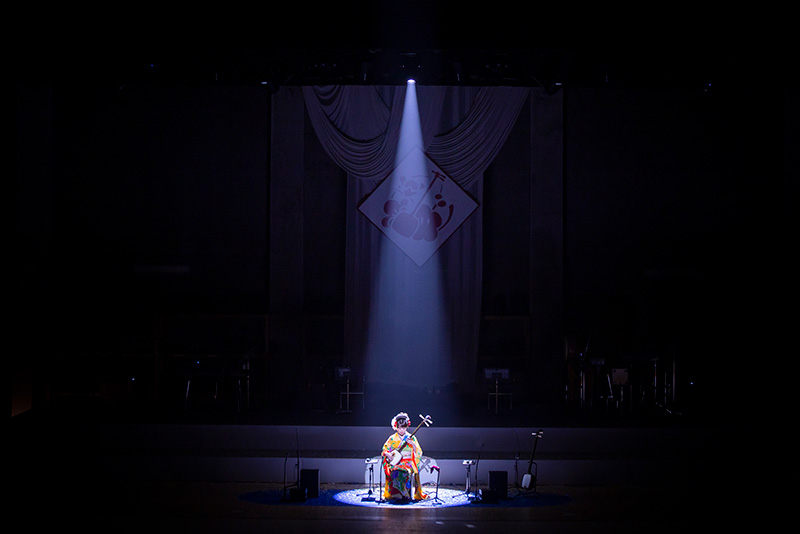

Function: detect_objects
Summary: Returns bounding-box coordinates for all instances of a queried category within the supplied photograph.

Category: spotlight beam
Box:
[363,79,451,398]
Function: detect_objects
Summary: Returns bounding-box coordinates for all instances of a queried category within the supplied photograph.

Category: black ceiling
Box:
[11,5,756,90]
[15,43,743,91]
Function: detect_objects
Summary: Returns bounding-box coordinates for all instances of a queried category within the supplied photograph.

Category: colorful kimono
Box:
[382,432,425,500]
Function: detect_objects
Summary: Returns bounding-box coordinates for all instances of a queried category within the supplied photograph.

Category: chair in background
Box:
[336,367,364,412]
[182,349,253,412]
[485,368,512,413]
[182,355,224,411]
[225,348,254,412]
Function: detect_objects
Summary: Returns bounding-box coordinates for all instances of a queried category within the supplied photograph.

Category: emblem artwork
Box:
[359,147,478,266]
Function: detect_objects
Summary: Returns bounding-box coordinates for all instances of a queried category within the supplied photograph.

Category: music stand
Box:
[462,459,475,496]
[362,457,379,501]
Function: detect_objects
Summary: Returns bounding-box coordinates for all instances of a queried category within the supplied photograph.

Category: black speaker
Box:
[300,468,319,498]
[489,470,508,499]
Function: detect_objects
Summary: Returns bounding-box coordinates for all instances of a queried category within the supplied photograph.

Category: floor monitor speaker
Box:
[489,470,508,499]
[300,468,319,498]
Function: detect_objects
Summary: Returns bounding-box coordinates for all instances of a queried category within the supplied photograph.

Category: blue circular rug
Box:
[333,487,471,508]
[239,487,570,509]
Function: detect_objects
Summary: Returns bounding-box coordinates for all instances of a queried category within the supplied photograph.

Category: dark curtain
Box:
[302,84,529,390]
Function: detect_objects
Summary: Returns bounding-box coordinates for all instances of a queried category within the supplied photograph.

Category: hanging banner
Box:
[359,147,478,267]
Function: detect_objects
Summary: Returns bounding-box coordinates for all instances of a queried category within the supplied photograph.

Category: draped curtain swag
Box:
[303,85,529,387]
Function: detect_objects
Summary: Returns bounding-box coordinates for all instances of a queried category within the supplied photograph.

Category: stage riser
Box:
[18,424,710,488]
[90,424,710,458]
[94,456,691,486]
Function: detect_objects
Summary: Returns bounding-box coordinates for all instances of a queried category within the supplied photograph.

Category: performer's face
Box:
[396,419,408,434]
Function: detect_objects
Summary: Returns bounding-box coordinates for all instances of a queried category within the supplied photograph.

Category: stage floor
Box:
[11,396,725,532]
[11,480,710,534]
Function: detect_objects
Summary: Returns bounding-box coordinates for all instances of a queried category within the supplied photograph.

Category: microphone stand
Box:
[513,430,521,494]
[430,465,443,504]
[283,429,303,502]
[471,443,484,501]
[377,456,386,503]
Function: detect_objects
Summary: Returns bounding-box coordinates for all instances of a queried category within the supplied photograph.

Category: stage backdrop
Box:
[298,85,530,390]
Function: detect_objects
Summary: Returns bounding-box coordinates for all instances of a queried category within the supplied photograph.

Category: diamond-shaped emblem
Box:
[359,147,478,266]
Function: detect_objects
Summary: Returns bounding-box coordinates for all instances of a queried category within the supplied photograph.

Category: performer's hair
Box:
[391,412,411,429]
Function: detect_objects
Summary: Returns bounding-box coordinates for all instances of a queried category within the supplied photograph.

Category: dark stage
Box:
[10,403,720,533]
[11,10,789,533]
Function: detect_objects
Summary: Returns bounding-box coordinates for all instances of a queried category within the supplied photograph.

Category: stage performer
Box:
[381,412,427,501]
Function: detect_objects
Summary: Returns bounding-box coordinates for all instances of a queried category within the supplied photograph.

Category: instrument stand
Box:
[520,430,543,496]
[523,462,539,495]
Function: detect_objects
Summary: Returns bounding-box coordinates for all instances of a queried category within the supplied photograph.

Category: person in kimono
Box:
[381,412,426,501]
